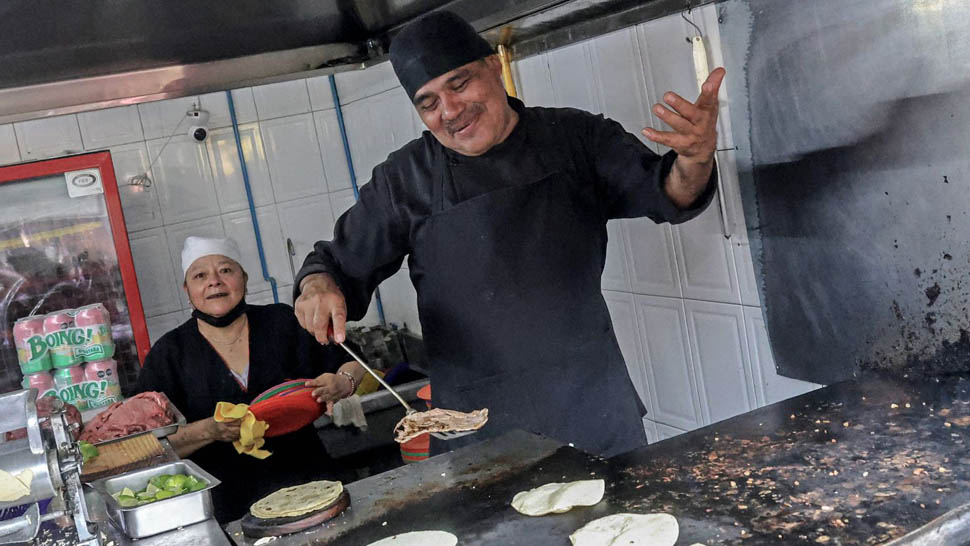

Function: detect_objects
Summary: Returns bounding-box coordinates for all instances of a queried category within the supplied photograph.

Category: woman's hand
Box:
[306,372,354,404]
[204,416,242,442]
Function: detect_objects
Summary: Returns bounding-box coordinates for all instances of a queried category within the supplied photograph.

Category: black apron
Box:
[409,144,648,458]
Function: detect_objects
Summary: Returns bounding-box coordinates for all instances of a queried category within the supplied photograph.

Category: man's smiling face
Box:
[413,55,517,157]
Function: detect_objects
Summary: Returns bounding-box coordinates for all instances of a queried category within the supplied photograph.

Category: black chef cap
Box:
[390,11,495,101]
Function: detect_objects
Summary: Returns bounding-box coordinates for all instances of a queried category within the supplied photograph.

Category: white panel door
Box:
[252,80,311,120]
[138,97,198,140]
[165,217,226,310]
[0,125,20,165]
[379,269,421,335]
[260,114,328,202]
[547,42,600,112]
[206,124,274,213]
[148,136,221,225]
[743,306,821,406]
[589,27,653,142]
[313,110,353,192]
[642,417,659,444]
[108,143,164,232]
[718,149,761,307]
[603,290,651,413]
[635,294,702,431]
[222,206,291,291]
[513,54,557,107]
[78,106,144,149]
[656,422,687,440]
[129,228,182,317]
[14,115,83,160]
[636,15,700,156]
[684,300,756,425]
[672,205,740,304]
[277,194,336,277]
[602,220,632,292]
[625,218,681,297]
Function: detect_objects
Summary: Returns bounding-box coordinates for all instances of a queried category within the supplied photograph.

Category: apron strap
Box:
[432,145,449,214]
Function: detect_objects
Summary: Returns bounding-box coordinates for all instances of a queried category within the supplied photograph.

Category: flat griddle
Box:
[241,490,351,538]
[227,373,970,545]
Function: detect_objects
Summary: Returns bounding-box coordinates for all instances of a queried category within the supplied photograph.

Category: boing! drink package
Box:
[13,303,120,410]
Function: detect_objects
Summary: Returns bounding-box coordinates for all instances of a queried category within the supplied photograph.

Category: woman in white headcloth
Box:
[137,236,365,524]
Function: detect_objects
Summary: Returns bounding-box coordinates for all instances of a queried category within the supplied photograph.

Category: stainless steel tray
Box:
[89,459,220,539]
[86,392,187,446]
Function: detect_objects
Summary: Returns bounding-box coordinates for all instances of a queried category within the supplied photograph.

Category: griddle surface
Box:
[228,374,970,545]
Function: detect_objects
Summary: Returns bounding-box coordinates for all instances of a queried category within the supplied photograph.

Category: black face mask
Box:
[193,299,247,328]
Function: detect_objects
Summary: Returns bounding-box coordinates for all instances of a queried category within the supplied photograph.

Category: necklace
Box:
[205,316,248,346]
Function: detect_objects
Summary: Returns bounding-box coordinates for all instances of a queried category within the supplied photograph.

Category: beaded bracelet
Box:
[337,371,357,398]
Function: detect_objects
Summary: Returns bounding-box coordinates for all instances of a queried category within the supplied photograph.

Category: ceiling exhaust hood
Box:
[0,0,713,124]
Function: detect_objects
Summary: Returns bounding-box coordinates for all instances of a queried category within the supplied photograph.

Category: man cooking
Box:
[294,11,724,457]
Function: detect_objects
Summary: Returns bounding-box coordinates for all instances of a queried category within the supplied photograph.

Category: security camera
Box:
[188,125,209,142]
[186,108,210,143]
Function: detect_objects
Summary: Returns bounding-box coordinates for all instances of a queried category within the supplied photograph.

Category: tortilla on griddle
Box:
[511,479,605,516]
[366,531,458,546]
[393,408,488,443]
[250,480,342,519]
[569,513,678,546]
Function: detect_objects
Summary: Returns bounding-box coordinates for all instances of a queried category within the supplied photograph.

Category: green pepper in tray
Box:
[111,473,207,507]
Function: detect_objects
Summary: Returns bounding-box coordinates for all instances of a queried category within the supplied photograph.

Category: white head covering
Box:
[180,236,244,279]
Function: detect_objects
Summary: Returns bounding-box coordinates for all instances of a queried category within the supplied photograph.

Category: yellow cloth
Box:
[214,402,271,459]
[355,369,384,396]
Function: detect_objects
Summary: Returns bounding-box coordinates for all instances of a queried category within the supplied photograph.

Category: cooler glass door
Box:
[0,152,148,395]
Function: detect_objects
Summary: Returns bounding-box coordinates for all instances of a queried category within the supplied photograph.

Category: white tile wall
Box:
[206,124,274,212]
[261,114,328,202]
[14,115,83,159]
[333,62,399,105]
[201,89,258,128]
[148,136,220,224]
[277,194,336,267]
[78,106,144,149]
[313,110,352,192]
[252,80,311,120]
[108,142,163,232]
[222,206,291,292]
[138,97,198,140]
[129,228,182,317]
[146,310,190,346]
[0,124,21,165]
[306,75,337,112]
[5,5,813,433]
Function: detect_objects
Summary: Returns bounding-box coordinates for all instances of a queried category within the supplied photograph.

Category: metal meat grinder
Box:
[0,389,99,545]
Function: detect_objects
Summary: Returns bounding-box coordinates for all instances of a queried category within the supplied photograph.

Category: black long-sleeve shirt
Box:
[294,96,717,320]
[136,303,352,523]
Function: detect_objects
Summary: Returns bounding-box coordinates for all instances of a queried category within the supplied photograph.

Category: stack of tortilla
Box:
[250,480,343,519]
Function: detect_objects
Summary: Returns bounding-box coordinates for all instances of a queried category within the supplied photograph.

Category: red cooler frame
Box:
[0,152,151,364]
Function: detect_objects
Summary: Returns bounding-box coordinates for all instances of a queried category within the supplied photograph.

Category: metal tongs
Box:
[336,341,476,441]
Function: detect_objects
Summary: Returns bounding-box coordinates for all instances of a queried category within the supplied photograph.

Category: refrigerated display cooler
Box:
[0,152,149,396]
